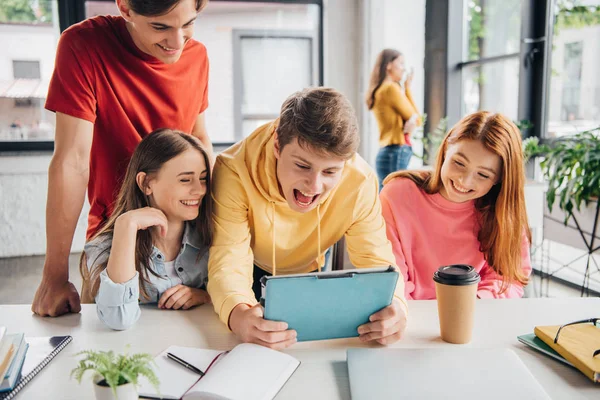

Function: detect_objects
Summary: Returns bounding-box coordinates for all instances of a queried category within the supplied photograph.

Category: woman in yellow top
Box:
[366,49,421,190]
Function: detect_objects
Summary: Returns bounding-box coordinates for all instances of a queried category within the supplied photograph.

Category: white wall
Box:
[0,156,90,257]
[0,23,58,82]
[361,0,426,168]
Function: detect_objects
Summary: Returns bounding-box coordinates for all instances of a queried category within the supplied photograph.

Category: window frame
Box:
[0,0,324,152]
[233,29,318,140]
[424,0,554,145]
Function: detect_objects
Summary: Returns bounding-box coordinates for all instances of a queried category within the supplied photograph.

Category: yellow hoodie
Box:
[207,121,407,326]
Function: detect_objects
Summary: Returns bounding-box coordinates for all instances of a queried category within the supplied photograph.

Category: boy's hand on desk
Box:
[32,276,81,317]
[357,299,407,345]
[158,285,211,310]
[229,303,297,350]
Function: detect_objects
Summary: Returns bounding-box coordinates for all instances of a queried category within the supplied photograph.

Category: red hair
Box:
[384,111,531,291]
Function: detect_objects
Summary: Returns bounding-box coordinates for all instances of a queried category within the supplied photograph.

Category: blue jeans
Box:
[376,144,413,190]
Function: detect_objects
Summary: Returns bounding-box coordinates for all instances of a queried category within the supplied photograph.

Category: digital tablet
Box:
[260,266,398,341]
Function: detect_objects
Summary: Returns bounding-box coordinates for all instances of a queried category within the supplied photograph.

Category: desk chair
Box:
[331,237,346,271]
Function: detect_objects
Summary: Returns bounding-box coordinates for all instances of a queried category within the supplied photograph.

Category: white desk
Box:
[0,299,598,399]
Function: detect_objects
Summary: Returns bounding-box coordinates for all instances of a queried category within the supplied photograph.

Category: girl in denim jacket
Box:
[81,128,213,330]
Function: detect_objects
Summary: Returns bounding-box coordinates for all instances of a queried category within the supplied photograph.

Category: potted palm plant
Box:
[71,347,159,400]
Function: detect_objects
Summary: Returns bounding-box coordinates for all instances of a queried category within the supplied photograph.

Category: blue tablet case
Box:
[261,267,398,342]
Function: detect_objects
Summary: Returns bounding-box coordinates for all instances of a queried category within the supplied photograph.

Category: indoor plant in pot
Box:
[70,347,159,400]
[523,128,600,294]
[523,128,600,224]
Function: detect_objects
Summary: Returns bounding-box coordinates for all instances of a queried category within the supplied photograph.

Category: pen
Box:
[167,352,205,376]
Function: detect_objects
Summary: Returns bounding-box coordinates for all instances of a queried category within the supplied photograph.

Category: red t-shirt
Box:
[45,16,209,238]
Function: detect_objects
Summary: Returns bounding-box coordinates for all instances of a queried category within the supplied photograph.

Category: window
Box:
[235,33,316,139]
[1,0,322,151]
[84,0,322,145]
[547,1,600,138]
[460,0,522,120]
[13,60,41,79]
[199,1,321,143]
[0,0,59,146]
[425,0,553,141]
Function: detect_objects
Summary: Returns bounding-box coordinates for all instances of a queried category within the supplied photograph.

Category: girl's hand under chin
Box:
[116,207,169,237]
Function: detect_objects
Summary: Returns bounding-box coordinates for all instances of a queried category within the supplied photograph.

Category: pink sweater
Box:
[380,177,531,300]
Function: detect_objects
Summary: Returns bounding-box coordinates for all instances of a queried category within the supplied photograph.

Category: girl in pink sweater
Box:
[380,111,532,300]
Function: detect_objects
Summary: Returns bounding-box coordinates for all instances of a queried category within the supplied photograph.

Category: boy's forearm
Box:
[44,155,88,281]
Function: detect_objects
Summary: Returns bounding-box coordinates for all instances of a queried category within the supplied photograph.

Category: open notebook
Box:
[138,343,300,400]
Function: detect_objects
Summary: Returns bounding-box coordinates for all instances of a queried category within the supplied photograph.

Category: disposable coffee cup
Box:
[433,264,480,344]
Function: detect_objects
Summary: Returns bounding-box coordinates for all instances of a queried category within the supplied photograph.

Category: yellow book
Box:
[0,343,15,380]
[535,323,600,383]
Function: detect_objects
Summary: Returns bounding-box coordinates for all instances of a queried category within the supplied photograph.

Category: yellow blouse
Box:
[371,81,420,147]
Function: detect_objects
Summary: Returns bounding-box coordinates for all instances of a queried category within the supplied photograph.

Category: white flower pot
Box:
[93,374,138,400]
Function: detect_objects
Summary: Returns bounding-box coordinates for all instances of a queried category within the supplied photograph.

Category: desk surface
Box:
[0,298,598,399]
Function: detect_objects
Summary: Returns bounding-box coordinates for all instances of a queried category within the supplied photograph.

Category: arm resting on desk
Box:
[84,240,141,330]
[207,157,257,327]
[95,270,141,330]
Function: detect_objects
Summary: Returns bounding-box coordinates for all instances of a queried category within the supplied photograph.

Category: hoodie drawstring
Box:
[271,201,323,276]
[271,202,277,276]
[317,203,322,273]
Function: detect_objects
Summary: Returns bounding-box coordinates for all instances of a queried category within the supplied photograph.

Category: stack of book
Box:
[518,319,600,383]
[0,327,29,393]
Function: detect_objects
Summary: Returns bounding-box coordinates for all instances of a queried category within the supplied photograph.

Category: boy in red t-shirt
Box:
[33,0,213,317]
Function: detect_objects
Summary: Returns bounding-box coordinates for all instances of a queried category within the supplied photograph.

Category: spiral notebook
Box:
[0,336,72,400]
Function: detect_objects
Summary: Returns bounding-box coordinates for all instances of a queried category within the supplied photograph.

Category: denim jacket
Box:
[84,221,209,330]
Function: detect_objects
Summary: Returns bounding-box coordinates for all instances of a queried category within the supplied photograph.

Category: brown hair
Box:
[386,111,531,292]
[276,87,359,159]
[126,0,208,16]
[80,129,213,301]
[365,48,402,110]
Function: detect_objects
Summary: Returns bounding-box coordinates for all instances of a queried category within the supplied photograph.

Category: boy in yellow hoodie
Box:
[208,87,407,349]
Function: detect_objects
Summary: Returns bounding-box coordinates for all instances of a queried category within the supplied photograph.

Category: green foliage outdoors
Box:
[0,0,53,24]
[70,347,159,397]
[555,0,600,35]
[523,128,600,220]
[412,114,447,165]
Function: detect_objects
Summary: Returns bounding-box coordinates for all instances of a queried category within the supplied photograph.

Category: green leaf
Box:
[70,347,160,395]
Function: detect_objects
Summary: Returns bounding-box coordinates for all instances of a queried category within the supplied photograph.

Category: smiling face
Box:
[439,139,502,203]
[274,137,346,213]
[117,0,198,64]
[142,148,208,221]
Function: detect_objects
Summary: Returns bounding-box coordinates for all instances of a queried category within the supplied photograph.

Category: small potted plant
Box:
[70,347,159,400]
[522,129,600,294]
